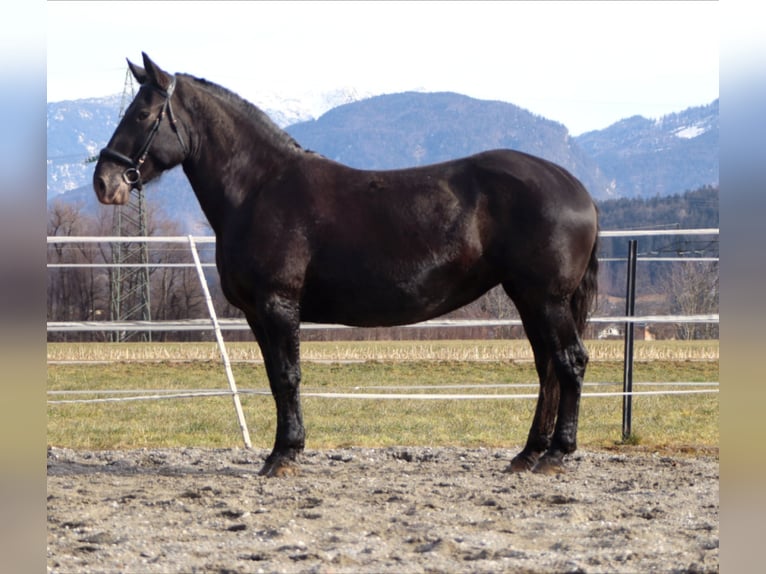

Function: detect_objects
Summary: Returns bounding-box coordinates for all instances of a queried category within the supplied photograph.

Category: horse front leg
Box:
[247,296,305,477]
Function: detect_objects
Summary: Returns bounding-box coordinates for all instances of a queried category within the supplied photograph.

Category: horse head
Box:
[93,53,188,205]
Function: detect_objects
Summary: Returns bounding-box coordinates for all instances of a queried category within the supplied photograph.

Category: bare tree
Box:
[48,202,111,340]
[661,261,719,340]
[145,209,211,341]
[47,200,214,341]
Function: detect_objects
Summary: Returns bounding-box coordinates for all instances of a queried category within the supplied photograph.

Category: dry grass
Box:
[47,339,719,364]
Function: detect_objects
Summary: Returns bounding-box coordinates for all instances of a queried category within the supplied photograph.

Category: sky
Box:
[46,1,719,136]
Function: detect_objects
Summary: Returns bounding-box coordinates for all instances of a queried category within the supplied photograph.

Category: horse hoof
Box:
[258,459,300,478]
[531,456,566,475]
[504,454,536,473]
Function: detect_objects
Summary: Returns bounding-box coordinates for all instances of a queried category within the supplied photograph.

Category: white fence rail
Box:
[46,230,719,333]
[47,314,720,333]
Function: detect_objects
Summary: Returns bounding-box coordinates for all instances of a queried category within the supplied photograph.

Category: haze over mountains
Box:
[47,89,718,233]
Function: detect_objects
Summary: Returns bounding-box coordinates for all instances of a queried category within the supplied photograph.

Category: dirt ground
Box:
[47,446,718,573]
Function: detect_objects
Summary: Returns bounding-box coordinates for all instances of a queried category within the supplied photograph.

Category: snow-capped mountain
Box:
[47,87,373,200]
[574,100,718,197]
[47,95,122,197]
[251,86,376,127]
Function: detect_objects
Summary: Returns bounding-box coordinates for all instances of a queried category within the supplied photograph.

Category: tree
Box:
[660,261,719,340]
[47,201,110,341]
[47,201,214,342]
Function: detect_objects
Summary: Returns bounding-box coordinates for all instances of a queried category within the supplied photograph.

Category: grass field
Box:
[47,340,718,453]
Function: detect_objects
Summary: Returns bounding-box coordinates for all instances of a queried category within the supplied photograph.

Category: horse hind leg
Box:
[532,298,589,474]
[505,289,589,474]
[505,326,559,472]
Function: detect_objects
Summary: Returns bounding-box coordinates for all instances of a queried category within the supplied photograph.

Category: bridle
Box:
[99,75,189,190]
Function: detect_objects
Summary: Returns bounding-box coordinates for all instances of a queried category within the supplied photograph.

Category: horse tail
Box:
[571,217,599,335]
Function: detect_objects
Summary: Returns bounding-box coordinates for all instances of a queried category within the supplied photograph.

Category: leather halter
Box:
[99,76,188,190]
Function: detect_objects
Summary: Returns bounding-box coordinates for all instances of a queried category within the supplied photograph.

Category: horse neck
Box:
[179,81,300,234]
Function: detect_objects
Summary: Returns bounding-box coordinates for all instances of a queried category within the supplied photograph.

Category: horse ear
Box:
[127,59,148,85]
[141,52,173,93]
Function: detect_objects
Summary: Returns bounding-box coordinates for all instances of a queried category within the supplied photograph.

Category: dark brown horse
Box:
[94,53,599,477]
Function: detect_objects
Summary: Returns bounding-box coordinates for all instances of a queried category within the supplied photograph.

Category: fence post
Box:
[622,239,638,440]
[187,235,252,449]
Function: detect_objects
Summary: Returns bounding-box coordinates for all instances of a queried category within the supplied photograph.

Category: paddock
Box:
[47,445,718,573]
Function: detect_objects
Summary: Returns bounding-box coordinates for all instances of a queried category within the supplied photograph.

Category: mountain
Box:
[574,100,718,198]
[286,92,611,199]
[286,93,718,201]
[47,90,718,233]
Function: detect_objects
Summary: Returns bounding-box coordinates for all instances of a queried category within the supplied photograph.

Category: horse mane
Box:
[180,73,304,152]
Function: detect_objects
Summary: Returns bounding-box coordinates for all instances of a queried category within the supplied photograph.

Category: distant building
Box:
[597,325,621,339]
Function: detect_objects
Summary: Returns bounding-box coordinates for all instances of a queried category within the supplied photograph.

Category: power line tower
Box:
[109,67,152,342]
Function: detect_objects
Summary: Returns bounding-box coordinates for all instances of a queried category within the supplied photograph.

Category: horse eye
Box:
[136,110,151,122]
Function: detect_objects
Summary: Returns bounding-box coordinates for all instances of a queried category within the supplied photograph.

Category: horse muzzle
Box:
[93,168,132,205]
[98,148,145,190]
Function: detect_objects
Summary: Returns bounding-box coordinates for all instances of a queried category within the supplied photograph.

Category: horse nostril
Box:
[94,175,110,202]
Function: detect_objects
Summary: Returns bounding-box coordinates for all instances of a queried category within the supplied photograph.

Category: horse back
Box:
[299,149,596,265]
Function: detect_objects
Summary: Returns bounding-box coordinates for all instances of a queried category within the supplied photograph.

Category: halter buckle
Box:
[122,167,142,187]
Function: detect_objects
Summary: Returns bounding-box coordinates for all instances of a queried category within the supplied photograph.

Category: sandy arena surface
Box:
[47,446,718,573]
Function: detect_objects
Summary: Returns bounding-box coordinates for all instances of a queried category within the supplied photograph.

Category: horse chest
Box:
[216,244,307,311]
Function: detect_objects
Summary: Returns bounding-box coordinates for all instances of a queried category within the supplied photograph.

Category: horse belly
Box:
[299,256,495,327]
